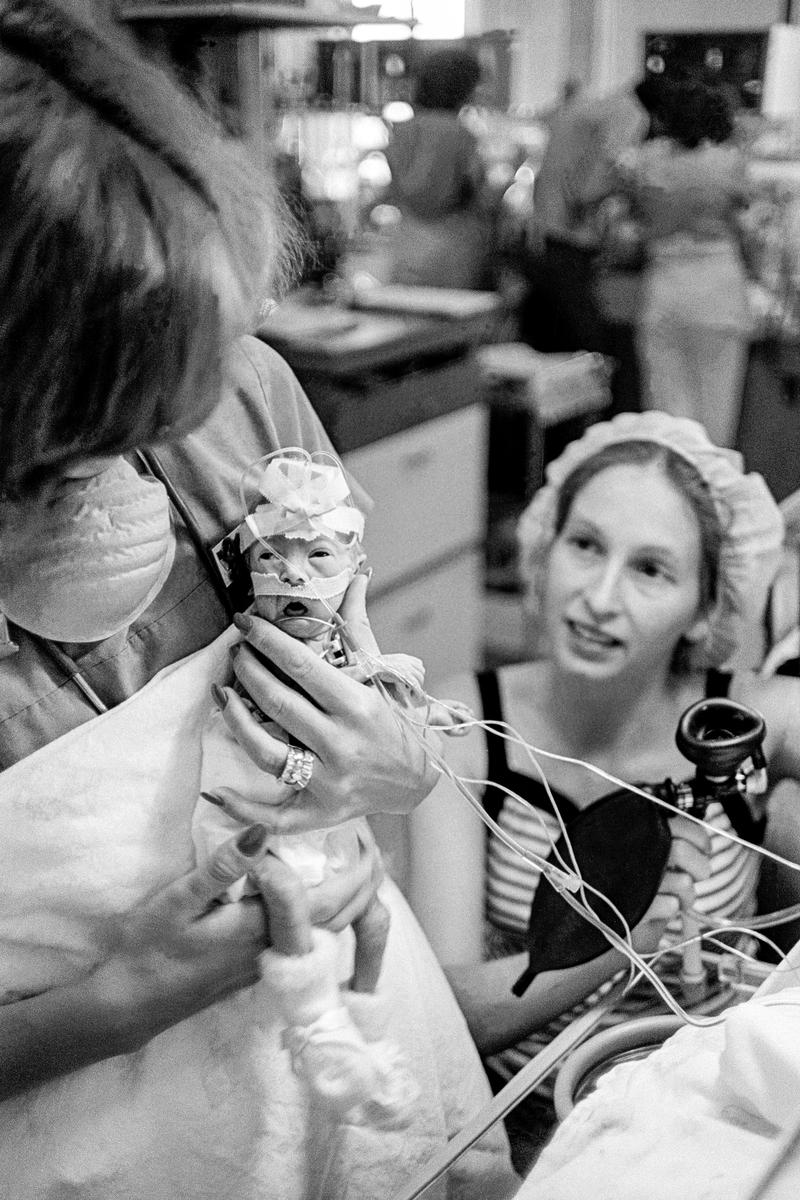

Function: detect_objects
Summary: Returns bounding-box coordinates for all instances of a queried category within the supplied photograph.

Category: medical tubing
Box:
[688,898,800,932]
[386,694,718,1024]
[457,706,618,908]
[425,696,800,880]
[364,665,722,1022]
[429,700,800,1005]
[647,925,789,991]
[335,623,788,1027]
[679,909,708,1002]
[378,677,598,897]
[381,685,793,1026]
[367,668,605,901]
[432,754,715,1025]
[703,931,790,973]
[32,634,109,715]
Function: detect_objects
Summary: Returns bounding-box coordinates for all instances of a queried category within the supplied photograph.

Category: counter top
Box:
[257,289,500,452]
[257,290,499,378]
[119,2,405,29]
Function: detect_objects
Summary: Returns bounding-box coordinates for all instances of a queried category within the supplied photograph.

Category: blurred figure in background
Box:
[618,77,753,447]
[383,47,488,288]
[520,76,670,414]
[536,77,582,136]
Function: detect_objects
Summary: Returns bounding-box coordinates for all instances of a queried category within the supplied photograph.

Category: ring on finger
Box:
[279,745,314,789]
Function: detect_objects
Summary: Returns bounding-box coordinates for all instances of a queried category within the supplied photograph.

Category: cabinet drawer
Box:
[344,405,487,590]
[366,551,483,691]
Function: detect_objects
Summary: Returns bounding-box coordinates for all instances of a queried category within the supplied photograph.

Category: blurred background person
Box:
[520,76,670,415]
[382,46,489,289]
[618,77,753,447]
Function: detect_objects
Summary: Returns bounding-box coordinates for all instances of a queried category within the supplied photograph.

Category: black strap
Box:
[476,669,581,826]
[476,670,507,822]
[138,449,235,619]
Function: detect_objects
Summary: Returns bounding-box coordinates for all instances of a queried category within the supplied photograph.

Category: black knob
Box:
[675,698,766,779]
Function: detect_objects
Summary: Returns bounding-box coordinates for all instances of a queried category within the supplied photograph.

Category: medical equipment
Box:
[510,694,770,998]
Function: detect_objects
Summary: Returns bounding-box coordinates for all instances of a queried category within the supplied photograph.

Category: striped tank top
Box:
[477,670,760,1091]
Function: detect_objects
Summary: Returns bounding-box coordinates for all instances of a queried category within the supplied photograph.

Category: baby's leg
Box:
[351,895,391,993]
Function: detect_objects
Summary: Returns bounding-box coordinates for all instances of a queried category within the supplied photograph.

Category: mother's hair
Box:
[0,0,296,499]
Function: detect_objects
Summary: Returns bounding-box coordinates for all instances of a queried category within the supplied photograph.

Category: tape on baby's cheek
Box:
[250,567,353,601]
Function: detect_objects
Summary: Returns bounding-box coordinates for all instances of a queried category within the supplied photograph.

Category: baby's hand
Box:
[342,652,426,705]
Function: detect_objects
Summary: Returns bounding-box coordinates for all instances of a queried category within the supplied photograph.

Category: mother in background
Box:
[410,411,798,1169]
[0,3,516,1197]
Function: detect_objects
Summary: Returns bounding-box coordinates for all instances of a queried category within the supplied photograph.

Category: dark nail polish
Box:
[200,791,225,808]
[237,823,268,856]
[211,683,228,710]
[233,612,252,633]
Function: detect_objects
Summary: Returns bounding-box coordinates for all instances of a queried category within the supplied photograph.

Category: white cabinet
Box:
[344,403,487,691]
[344,402,488,894]
[367,551,484,692]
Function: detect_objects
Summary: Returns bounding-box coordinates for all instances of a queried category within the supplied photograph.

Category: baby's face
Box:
[248,532,359,641]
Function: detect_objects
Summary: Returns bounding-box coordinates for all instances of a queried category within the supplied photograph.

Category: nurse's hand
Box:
[90,824,275,1052]
[212,578,440,833]
[97,820,385,1051]
[0,823,387,1099]
[0,825,272,1098]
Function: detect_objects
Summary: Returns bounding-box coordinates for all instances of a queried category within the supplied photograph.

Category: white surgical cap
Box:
[517,411,785,668]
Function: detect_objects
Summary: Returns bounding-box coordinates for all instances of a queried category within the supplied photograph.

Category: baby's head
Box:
[238,450,365,643]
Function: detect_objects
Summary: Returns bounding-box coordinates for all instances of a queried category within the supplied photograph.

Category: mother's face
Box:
[542,463,709,681]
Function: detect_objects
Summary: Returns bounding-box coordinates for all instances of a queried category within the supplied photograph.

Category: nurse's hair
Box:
[0,0,297,498]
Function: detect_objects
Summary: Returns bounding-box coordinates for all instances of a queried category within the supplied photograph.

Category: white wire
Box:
[271,599,797,1029]
[420,695,800,880]
[366,665,800,1023]
[334,653,741,1021]
[387,689,740,1024]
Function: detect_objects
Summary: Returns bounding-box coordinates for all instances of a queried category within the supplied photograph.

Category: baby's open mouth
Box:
[283,600,309,617]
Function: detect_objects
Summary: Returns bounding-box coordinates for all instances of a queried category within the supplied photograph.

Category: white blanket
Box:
[517,944,800,1200]
[0,627,515,1200]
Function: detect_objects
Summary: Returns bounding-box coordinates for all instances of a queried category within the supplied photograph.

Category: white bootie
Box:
[263,929,418,1127]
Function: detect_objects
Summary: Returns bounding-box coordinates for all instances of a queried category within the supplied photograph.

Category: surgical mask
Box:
[0,458,176,643]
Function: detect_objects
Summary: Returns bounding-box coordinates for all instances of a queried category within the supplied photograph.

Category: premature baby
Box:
[193,448,421,1128]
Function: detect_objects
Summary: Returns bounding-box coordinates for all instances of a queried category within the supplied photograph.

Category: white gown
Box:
[0,626,516,1200]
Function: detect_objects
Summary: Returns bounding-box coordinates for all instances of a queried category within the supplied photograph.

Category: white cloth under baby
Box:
[716,988,800,1132]
[518,944,800,1200]
[0,624,516,1200]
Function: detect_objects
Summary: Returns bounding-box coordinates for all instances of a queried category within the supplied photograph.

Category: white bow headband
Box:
[237,449,365,552]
